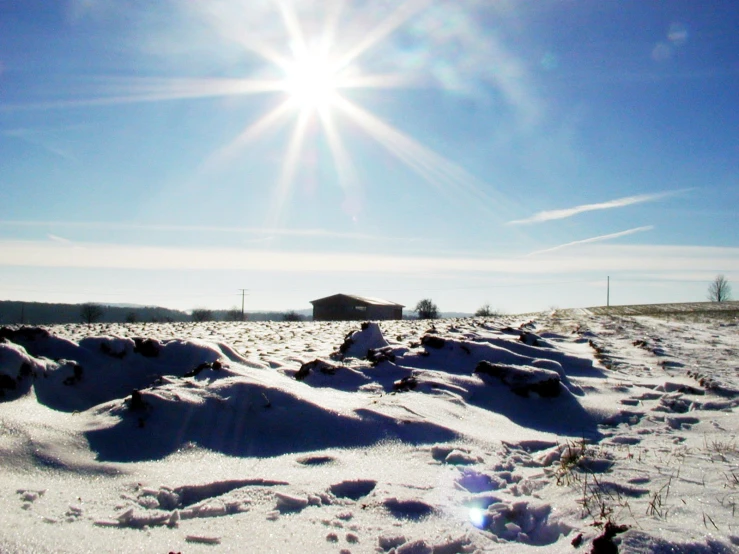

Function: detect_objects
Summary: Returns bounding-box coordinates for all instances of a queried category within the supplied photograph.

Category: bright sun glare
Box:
[96,1,497,229]
[283,51,339,111]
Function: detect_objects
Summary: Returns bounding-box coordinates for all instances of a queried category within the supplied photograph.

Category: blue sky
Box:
[1,0,737,314]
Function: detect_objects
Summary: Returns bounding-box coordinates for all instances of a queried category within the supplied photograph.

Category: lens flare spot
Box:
[667,22,688,46]
[540,52,559,71]
[651,42,672,62]
[469,507,487,529]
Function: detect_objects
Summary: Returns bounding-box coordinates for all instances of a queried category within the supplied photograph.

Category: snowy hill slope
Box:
[0,311,738,552]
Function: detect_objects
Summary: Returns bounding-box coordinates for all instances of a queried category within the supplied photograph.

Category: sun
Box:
[21,1,502,233]
[174,1,498,228]
[283,50,340,111]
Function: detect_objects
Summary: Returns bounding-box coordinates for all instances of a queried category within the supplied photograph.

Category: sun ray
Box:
[225,34,289,68]
[318,106,359,193]
[338,73,421,90]
[275,0,309,61]
[331,95,443,185]
[266,109,313,230]
[2,77,287,112]
[201,3,290,67]
[94,76,287,98]
[320,0,346,53]
[333,94,502,215]
[202,99,295,174]
[335,0,433,69]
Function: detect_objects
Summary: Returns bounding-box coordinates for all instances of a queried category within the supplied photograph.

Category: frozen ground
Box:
[0,306,738,553]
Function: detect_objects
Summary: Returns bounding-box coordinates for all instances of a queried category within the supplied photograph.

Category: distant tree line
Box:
[191,308,214,322]
[0,301,189,325]
[207,309,313,322]
[282,310,304,322]
[0,301,321,325]
[2,300,515,325]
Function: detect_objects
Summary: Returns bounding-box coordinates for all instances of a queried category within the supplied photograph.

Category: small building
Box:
[310,294,404,321]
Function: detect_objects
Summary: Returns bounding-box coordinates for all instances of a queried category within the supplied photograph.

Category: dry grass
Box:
[586,301,739,323]
[703,436,738,463]
[550,439,638,529]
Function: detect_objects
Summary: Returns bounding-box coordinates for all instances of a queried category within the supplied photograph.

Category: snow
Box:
[0,310,738,552]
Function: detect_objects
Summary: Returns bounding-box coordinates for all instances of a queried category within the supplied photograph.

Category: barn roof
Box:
[310,293,404,308]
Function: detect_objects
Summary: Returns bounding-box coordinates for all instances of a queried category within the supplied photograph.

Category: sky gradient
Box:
[1,0,738,315]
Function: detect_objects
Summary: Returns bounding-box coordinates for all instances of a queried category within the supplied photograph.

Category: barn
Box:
[310,294,404,321]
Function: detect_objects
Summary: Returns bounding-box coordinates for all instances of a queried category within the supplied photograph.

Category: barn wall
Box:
[312,298,402,321]
[366,306,398,320]
[313,300,367,321]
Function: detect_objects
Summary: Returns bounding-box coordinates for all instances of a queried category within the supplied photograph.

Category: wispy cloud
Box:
[383,1,541,123]
[47,234,73,245]
[0,220,389,241]
[509,192,681,225]
[2,128,76,161]
[528,226,654,256]
[1,239,737,277]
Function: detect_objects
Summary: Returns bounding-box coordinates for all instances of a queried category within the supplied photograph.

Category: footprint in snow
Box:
[457,469,502,493]
[430,444,482,465]
[606,435,641,445]
[383,498,435,520]
[329,480,377,500]
[297,455,336,466]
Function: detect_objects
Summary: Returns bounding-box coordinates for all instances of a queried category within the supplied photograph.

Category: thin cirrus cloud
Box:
[1,239,738,278]
[47,234,73,245]
[508,191,681,225]
[0,220,388,241]
[528,226,654,256]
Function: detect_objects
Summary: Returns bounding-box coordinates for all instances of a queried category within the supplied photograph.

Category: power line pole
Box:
[238,289,249,321]
[607,276,610,308]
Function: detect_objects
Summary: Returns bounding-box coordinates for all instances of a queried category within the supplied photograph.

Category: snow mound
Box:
[334,321,390,359]
[474,361,561,397]
[0,341,50,400]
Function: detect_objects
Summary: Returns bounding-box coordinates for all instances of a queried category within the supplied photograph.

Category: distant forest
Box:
[0,301,313,325]
[0,301,473,325]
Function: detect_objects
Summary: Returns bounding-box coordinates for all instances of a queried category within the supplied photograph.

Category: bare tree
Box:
[475,303,498,317]
[708,274,732,303]
[414,298,439,319]
[191,308,214,322]
[80,303,104,324]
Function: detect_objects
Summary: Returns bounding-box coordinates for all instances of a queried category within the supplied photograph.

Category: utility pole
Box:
[238,289,249,321]
[607,276,610,308]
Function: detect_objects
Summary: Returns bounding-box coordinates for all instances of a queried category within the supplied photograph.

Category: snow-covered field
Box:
[1,308,738,553]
